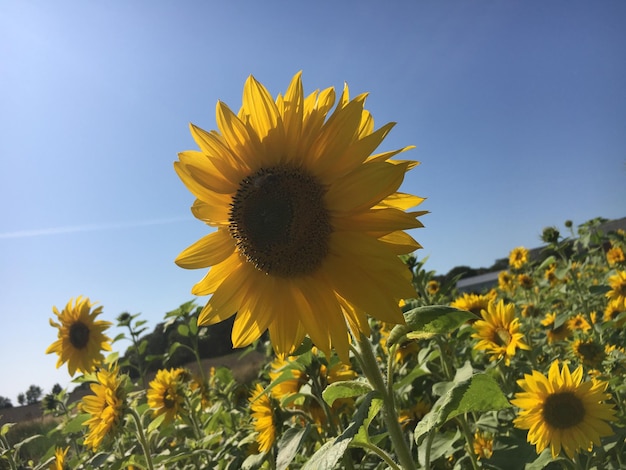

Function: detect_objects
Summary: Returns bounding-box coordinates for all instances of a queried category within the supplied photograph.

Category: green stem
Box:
[353,441,402,470]
[456,415,479,470]
[128,407,155,470]
[0,435,18,470]
[355,333,416,470]
[423,427,435,470]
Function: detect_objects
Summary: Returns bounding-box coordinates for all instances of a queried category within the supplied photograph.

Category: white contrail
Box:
[0,216,191,239]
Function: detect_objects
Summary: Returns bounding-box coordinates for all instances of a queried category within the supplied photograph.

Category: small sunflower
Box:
[426,280,440,296]
[603,300,625,327]
[81,365,126,451]
[544,264,559,286]
[541,312,572,343]
[606,270,626,310]
[450,292,491,318]
[249,383,277,453]
[509,246,529,270]
[567,313,591,333]
[606,246,625,266]
[175,72,425,361]
[472,430,494,460]
[498,271,515,292]
[49,446,69,470]
[46,297,112,376]
[517,274,533,289]
[147,368,187,424]
[269,357,307,402]
[472,300,530,365]
[572,339,605,369]
[511,360,616,459]
[398,400,431,430]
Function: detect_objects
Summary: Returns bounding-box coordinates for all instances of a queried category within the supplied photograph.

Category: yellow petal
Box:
[175,229,235,269]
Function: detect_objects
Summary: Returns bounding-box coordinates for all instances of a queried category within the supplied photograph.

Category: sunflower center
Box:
[163,392,177,409]
[494,327,512,347]
[542,392,585,429]
[229,165,331,277]
[69,321,90,349]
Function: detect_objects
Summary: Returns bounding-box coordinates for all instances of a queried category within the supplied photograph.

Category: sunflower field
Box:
[1,74,625,470]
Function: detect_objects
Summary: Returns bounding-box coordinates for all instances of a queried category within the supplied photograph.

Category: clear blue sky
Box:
[1,1,625,403]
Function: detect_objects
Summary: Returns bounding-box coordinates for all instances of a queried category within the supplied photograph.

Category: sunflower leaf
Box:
[415,373,511,445]
[322,379,373,406]
[303,391,376,470]
[276,425,310,470]
[388,306,476,346]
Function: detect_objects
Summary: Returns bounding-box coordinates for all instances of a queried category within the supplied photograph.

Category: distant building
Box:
[455,216,626,294]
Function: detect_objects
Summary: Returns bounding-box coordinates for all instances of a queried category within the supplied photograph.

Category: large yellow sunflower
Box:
[46,296,112,376]
[147,368,187,424]
[511,360,616,459]
[175,72,425,360]
[81,365,126,451]
[471,300,530,365]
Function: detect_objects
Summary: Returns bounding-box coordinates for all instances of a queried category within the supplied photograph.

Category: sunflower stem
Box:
[128,407,155,470]
[456,415,480,470]
[355,333,416,470]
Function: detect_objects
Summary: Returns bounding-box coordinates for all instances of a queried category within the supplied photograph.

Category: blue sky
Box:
[1,1,625,403]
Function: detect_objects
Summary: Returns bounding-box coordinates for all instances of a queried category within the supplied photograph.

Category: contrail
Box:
[0,216,191,239]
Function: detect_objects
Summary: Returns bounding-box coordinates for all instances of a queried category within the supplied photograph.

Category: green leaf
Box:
[189,318,198,335]
[537,255,556,270]
[147,412,166,433]
[62,413,90,434]
[388,306,476,346]
[276,425,310,470]
[112,333,126,343]
[589,284,611,295]
[393,363,431,391]
[322,379,373,406]
[177,324,190,337]
[353,397,383,444]
[138,338,148,354]
[303,391,376,470]
[415,373,511,444]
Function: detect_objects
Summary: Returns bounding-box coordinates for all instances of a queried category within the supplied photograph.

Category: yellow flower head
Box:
[603,300,625,327]
[517,274,533,289]
[450,292,490,318]
[46,296,112,376]
[81,365,126,451]
[249,383,276,453]
[606,246,625,266]
[509,246,529,270]
[426,280,440,296]
[541,312,572,343]
[147,368,187,424]
[567,313,592,333]
[544,264,559,286]
[49,446,69,470]
[511,361,616,459]
[572,339,605,369]
[269,357,307,401]
[175,72,425,361]
[472,431,494,460]
[498,271,515,292]
[606,270,626,310]
[398,400,431,430]
[472,300,530,365]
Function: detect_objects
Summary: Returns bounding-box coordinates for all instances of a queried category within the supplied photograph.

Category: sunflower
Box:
[606,246,625,266]
[511,360,616,459]
[606,270,626,310]
[450,292,491,318]
[81,365,126,451]
[572,339,605,369]
[498,271,515,292]
[49,446,69,470]
[471,300,530,365]
[269,357,307,402]
[147,368,187,424]
[249,383,277,453]
[603,300,625,327]
[398,400,431,430]
[517,274,533,290]
[541,312,572,343]
[426,280,440,296]
[472,431,494,460]
[174,72,425,361]
[567,313,591,333]
[509,246,529,270]
[46,297,112,376]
